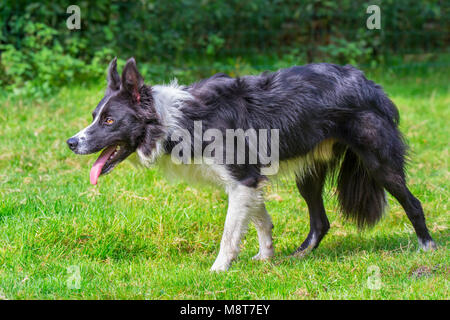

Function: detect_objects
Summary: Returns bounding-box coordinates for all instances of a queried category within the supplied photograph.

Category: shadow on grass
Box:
[277,230,448,261]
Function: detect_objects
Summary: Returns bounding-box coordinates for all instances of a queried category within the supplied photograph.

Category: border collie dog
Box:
[67,58,436,271]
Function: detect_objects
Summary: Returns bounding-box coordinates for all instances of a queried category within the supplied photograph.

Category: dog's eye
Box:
[104,118,115,125]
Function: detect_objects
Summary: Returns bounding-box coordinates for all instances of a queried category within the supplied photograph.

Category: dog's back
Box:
[181,63,400,162]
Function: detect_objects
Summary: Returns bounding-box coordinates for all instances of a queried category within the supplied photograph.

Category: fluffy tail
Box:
[336,149,386,228]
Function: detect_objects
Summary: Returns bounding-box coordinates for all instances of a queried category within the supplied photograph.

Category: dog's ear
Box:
[121,57,144,103]
[106,57,121,92]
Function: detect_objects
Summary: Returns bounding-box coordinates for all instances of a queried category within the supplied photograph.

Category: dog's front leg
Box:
[210,184,262,272]
[251,205,274,261]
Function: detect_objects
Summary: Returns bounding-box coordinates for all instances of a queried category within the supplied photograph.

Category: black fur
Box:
[337,148,386,228]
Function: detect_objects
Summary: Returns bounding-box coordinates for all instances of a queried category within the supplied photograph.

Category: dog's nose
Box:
[67,137,79,150]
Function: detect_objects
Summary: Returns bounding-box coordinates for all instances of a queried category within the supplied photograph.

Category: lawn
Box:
[0,62,448,299]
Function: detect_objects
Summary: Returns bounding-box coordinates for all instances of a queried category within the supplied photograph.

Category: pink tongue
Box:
[90,146,117,185]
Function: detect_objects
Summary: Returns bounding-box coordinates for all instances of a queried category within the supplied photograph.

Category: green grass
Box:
[0,64,448,300]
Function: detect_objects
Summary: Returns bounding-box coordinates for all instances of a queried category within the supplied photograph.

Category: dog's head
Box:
[67,58,163,185]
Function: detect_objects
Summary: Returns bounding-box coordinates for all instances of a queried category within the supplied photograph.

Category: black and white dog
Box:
[67,58,436,271]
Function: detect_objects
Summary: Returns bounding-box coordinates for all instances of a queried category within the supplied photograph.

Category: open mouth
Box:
[90,145,125,185]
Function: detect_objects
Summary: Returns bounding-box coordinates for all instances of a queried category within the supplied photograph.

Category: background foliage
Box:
[0,0,448,96]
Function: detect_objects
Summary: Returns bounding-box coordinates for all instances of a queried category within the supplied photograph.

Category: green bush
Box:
[0,20,114,97]
[0,0,447,97]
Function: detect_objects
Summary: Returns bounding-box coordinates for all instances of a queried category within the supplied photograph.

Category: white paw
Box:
[210,255,232,272]
[419,239,437,251]
[210,261,230,272]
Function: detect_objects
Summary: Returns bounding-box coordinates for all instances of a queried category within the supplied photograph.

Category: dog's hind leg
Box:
[251,204,274,261]
[210,184,264,271]
[293,163,330,257]
[371,164,436,250]
[340,112,436,250]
